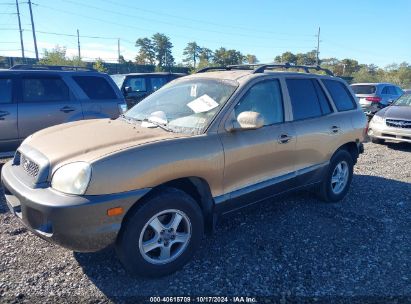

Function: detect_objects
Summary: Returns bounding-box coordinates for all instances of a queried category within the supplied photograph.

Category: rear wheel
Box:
[317,149,354,202]
[116,187,204,277]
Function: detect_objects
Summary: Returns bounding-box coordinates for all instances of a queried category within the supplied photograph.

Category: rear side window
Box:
[351,85,376,94]
[0,79,12,103]
[322,80,356,111]
[22,78,69,102]
[286,79,327,120]
[235,80,284,126]
[381,87,389,94]
[149,77,167,91]
[73,76,117,100]
[125,77,147,92]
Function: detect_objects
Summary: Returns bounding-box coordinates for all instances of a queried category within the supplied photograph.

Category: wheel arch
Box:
[335,141,360,164]
[122,177,216,236]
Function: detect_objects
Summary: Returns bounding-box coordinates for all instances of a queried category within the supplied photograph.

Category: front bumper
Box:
[368,121,411,143]
[1,161,150,252]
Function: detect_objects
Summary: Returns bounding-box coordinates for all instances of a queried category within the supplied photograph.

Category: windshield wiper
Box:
[143,118,173,132]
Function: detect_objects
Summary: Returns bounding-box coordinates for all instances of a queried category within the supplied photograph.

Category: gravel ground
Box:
[0,142,410,303]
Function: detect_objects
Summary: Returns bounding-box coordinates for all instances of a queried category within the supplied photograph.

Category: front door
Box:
[219,79,296,207]
[0,76,18,154]
[18,75,83,140]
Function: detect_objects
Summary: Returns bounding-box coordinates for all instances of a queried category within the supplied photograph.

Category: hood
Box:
[379,106,411,120]
[22,119,187,165]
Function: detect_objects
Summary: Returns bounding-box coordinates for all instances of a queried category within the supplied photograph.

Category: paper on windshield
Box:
[187,94,219,113]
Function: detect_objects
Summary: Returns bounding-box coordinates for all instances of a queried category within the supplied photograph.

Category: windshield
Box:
[393,93,411,106]
[110,74,126,89]
[351,85,376,94]
[123,78,238,134]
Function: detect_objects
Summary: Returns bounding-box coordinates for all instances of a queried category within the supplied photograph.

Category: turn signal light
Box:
[107,207,124,216]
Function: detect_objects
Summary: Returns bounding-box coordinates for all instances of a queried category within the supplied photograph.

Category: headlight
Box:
[51,162,92,195]
[371,115,384,124]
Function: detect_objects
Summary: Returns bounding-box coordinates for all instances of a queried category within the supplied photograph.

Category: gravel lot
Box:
[0,142,410,303]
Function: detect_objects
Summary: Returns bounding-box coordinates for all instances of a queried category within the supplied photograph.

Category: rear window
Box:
[22,77,69,102]
[149,77,167,91]
[323,80,357,111]
[351,85,376,94]
[73,76,117,100]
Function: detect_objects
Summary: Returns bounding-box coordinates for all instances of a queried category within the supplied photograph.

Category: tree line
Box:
[26,31,411,88]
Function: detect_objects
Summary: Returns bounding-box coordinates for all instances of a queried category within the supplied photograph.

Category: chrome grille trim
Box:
[20,154,40,178]
[386,119,411,129]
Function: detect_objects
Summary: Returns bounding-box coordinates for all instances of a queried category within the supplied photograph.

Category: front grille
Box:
[386,119,411,129]
[20,154,40,178]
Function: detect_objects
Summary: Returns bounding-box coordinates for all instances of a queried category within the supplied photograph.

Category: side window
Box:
[73,76,117,100]
[312,80,332,115]
[0,79,12,104]
[381,86,389,94]
[234,80,284,126]
[149,77,167,91]
[322,79,357,112]
[395,86,403,95]
[286,79,323,120]
[22,77,69,102]
[125,77,147,92]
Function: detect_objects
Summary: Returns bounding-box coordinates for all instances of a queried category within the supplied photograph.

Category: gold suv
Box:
[1,64,367,277]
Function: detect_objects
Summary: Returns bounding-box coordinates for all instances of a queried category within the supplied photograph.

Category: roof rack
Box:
[9,64,96,72]
[196,63,334,76]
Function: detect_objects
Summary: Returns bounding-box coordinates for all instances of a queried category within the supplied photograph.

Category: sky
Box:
[0,0,410,67]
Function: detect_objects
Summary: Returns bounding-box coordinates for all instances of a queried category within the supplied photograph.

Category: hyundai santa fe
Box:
[1,64,367,277]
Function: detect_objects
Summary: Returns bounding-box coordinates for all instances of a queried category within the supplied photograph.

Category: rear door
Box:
[285,77,339,184]
[0,76,19,153]
[71,75,120,119]
[18,74,83,140]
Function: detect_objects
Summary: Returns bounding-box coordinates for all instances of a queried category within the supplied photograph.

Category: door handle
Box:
[331,126,340,134]
[0,111,10,120]
[60,106,76,113]
[278,134,292,144]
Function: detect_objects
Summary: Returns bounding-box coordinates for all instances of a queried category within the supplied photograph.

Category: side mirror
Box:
[124,86,133,93]
[225,111,264,132]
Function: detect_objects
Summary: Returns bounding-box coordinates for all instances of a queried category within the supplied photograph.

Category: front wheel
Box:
[116,187,204,277]
[316,149,354,202]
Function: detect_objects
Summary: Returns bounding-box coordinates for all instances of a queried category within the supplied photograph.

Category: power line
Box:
[43,0,315,43]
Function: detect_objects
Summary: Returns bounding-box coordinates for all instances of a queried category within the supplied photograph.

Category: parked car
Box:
[110,72,186,109]
[368,91,411,144]
[350,83,403,118]
[2,64,366,277]
[0,65,127,158]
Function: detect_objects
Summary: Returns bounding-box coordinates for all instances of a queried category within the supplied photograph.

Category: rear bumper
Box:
[368,122,411,143]
[1,161,150,252]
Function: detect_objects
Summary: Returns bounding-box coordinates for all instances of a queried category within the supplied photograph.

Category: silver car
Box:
[368,91,411,144]
[351,83,403,117]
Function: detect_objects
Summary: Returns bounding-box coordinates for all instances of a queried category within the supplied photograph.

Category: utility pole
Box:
[316,26,320,66]
[117,38,120,62]
[15,0,25,60]
[77,29,81,62]
[28,0,39,61]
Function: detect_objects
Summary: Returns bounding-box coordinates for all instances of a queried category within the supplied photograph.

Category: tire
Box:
[316,149,354,203]
[371,137,385,145]
[116,187,204,277]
